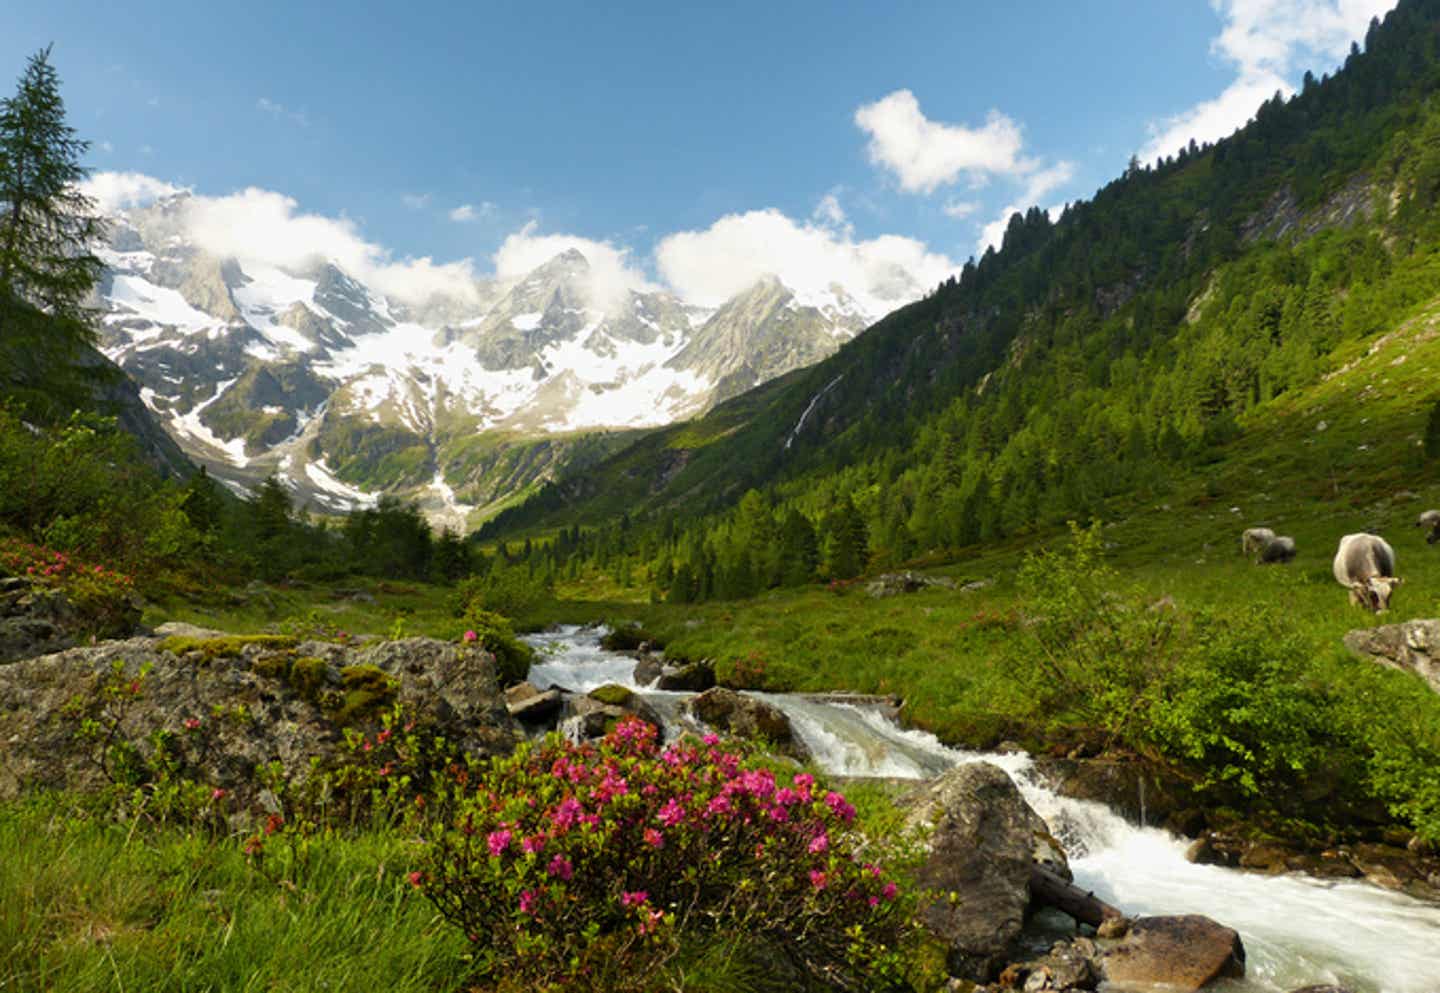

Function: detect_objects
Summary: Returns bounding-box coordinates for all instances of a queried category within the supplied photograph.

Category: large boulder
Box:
[902,761,1070,981]
[684,687,809,762]
[506,681,565,724]
[1343,620,1440,695]
[1100,915,1244,991]
[0,633,518,803]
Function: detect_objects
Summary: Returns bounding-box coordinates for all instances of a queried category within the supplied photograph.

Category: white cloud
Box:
[493,222,652,310]
[942,199,980,219]
[401,193,431,210]
[257,96,309,128]
[1140,0,1396,160]
[813,193,848,229]
[1019,161,1075,207]
[449,202,495,223]
[98,140,114,154]
[81,172,183,213]
[855,89,1026,194]
[655,208,957,314]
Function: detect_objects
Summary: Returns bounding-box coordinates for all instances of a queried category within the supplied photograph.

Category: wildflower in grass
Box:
[183,717,201,731]
[808,832,829,854]
[518,889,538,915]
[463,630,478,643]
[643,827,665,848]
[620,890,648,908]
[408,871,425,888]
[657,797,685,827]
[824,790,856,823]
[211,788,227,801]
[809,869,828,890]
[522,833,546,855]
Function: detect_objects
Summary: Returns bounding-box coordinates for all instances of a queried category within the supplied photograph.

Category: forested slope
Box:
[481,0,1440,598]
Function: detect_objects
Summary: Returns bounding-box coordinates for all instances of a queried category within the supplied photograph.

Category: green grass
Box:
[0,796,470,992]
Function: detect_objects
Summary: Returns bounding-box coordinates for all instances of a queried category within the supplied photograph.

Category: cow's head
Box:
[1353,576,1402,612]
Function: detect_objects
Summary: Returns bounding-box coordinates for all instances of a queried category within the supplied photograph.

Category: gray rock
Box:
[505,683,564,724]
[1100,915,1245,992]
[0,634,518,803]
[902,762,1070,981]
[684,687,809,762]
[632,654,665,687]
[655,660,715,692]
[865,571,958,598]
[1343,620,1440,695]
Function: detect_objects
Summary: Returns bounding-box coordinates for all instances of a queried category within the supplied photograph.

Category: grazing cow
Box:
[1240,527,1276,558]
[1333,533,1402,612]
[1257,535,1296,564]
[1418,509,1440,545]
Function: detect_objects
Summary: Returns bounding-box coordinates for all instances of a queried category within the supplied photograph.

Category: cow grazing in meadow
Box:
[1333,533,1402,613]
[1257,535,1296,564]
[1240,527,1276,558]
[1418,509,1440,545]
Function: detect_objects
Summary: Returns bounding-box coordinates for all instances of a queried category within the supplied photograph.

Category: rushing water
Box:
[523,626,1440,993]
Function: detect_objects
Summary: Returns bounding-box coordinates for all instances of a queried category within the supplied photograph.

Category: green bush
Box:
[419,719,915,992]
[452,563,552,622]
[461,609,533,686]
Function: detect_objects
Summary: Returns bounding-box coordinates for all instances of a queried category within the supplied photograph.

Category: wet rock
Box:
[684,687,809,762]
[1342,620,1440,695]
[586,684,662,727]
[998,938,1101,991]
[505,682,564,724]
[865,571,958,598]
[1287,986,1356,993]
[655,660,715,692]
[559,689,662,742]
[902,762,1071,982]
[1100,914,1244,992]
[632,654,664,687]
[1032,756,1193,826]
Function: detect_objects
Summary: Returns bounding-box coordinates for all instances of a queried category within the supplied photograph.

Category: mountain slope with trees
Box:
[480,0,1440,598]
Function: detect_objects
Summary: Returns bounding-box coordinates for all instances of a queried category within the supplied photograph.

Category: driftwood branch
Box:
[1029,865,1123,926]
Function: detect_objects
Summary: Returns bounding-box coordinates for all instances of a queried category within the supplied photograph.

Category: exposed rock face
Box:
[0,576,142,664]
[865,571,958,598]
[505,681,564,723]
[902,762,1070,981]
[685,687,809,762]
[1100,915,1245,992]
[1032,756,1195,828]
[1343,619,1440,695]
[0,634,518,802]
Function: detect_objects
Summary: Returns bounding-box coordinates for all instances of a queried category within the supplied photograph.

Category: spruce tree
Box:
[0,47,105,347]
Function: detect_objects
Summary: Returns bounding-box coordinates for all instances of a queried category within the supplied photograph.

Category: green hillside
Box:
[481,0,1440,575]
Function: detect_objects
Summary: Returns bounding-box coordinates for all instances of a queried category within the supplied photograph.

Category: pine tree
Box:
[1425,397,1440,460]
[0,47,105,347]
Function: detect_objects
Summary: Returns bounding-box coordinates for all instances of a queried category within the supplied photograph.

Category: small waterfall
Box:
[524,627,1440,993]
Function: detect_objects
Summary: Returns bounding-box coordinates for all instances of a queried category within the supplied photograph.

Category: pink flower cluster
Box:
[423,716,901,942]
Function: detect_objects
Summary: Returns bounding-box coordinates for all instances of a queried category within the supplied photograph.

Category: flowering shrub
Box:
[0,537,137,636]
[419,718,912,991]
[457,608,532,686]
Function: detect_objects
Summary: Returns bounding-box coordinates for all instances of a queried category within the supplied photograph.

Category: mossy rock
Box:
[599,625,659,652]
[250,654,292,680]
[331,663,398,725]
[289,655,331,702]
[588,683,635,707]
[158,634,297,665]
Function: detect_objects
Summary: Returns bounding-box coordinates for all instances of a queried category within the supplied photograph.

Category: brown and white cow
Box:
[1333,533,1402,612]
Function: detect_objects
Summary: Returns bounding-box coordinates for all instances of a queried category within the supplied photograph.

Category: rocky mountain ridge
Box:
[93,194,888,529]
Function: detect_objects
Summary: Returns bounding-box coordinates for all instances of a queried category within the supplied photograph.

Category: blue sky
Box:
[0,1,1398,310]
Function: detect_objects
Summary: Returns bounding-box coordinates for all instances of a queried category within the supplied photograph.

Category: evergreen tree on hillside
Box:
[0,46,104,348]
[1425,396,1440,460]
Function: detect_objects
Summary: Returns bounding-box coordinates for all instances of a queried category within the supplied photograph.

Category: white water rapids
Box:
[524,626,1440,993]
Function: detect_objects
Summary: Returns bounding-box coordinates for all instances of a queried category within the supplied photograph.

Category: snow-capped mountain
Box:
[93,193,882,529]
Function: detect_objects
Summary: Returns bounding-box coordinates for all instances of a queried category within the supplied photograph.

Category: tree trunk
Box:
[1029,865,1123,926]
